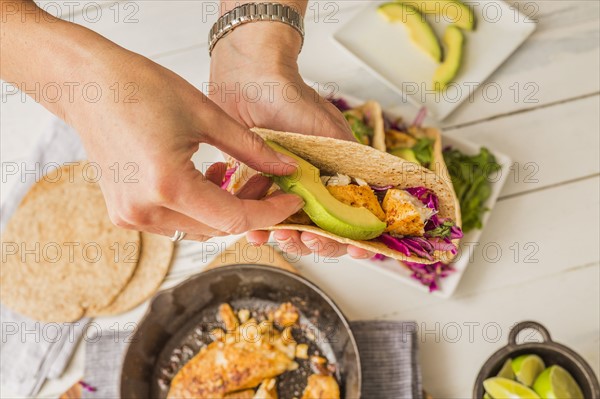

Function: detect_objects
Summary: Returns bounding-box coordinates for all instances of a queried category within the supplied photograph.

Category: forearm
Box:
[0,0,135,124]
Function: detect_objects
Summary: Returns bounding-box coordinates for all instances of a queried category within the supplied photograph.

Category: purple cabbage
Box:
[328,97,351,112]
[378,234,411,257]
[405,187,439,210]
[404,261,455,292]
[412,107,428,128]
[372,253,387,261]
[220,164,239,190]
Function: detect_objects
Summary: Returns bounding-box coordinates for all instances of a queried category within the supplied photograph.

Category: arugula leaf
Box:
[344,112,373,145]
[443,147,501,233]
[412,137,434,167]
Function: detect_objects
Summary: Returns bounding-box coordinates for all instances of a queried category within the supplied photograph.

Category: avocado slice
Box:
[397,0,476,30]
[389,147,420,164]
[433,25,464,91]
[265,141,386,241]
[378,3,442,63]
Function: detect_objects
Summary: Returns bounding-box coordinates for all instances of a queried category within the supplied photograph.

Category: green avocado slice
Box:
[389,147,420,164]
[433,25,464,91]
[378,2,442,63]
[265,141,386,241]
[397,0,476,30]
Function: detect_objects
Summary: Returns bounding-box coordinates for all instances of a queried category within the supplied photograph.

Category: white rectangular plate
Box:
[335,93,511,298]
[333,0,536,120]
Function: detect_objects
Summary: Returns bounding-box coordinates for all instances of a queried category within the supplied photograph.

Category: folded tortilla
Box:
[239,128,461,264]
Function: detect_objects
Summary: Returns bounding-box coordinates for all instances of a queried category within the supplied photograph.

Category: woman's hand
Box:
[209,22,373,259]
[1,3,305,241]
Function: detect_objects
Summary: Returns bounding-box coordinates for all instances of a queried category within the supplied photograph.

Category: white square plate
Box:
[333,1,536,120]
[333,93,511,297]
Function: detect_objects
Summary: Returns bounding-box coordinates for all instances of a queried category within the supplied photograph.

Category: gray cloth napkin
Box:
[0,118,89,397]
[81,321,422,399]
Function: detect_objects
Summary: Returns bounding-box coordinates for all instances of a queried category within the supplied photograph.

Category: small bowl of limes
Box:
[473,321,599,399]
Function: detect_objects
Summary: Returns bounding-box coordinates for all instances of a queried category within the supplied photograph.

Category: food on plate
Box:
[443,147,501,233]
[167,302,340,399]
[396,0,476,30]
[378,2,443,62]
[341,100,386,150]
[267,141,386,241]
[482,356,584,399]
[91,231,174,317]
[301,375,341,399]
[223,128,463,263]
[433,25,465,90]
[0,162,140,322]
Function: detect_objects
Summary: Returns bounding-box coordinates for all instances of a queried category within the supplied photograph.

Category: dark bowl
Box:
[120,264,361,398]
[473,321,599,398]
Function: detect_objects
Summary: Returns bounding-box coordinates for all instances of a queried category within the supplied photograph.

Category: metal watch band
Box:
[208,2,305,56]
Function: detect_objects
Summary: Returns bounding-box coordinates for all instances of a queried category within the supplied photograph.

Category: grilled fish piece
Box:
[382,189,435,236]
[327,185,386,221]
[301,375,340,399]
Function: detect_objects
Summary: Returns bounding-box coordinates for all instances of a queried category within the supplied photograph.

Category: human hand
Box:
[68,51,305,241]
[209,22,372,259]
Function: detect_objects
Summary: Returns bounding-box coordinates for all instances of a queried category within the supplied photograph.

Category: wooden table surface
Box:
[1,1,598,398]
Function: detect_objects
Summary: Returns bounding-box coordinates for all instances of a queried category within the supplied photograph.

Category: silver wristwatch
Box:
[208,2,305,56]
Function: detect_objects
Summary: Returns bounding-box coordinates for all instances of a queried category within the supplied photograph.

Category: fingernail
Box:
[353,253,371,260]
[303,238,319,249]
[293,198,305,212]
[276,153,298,170]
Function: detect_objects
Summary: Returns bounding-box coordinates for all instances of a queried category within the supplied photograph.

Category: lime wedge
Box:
[483,377,541,399]
[533,365,584,399]
[512,355,545,386]
[498,358,516,379]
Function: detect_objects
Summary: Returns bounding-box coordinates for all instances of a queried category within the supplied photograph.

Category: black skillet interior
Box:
[121,264,361,398]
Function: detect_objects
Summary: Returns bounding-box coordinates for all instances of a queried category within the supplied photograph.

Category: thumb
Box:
[202,111,297,176]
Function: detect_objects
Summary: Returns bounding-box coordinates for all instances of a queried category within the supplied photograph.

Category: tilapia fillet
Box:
[167,340,292,399]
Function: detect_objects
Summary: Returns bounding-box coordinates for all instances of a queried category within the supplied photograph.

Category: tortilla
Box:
[251,128,459,264]
[0,162,140,322]
[89,232,174,316]
[353,100,386,152]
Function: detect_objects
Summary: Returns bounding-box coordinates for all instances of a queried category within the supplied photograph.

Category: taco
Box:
[222,129,463,264]
[340,100,386,151]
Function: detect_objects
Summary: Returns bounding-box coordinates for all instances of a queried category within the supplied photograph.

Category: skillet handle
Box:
[508,321,552,346]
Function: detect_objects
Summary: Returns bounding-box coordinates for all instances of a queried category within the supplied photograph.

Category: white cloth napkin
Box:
[0,118,89,397]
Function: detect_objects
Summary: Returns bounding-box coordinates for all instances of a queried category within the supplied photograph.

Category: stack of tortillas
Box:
[0,162,174,322]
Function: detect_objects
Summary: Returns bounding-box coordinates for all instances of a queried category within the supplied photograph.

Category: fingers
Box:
[274,230,312,257]
[236,174,273,200]
[246,230,271,245]
[199,108,298,176]
[168,168,304,234]
[205,162,227,185]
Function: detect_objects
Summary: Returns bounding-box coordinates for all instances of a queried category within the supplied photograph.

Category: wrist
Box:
[211,21,301,79]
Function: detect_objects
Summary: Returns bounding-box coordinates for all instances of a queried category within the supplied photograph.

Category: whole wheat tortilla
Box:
[89,232,174,316]
[356,100,386,152]
[0,162,140,322]
[251,128,459,264]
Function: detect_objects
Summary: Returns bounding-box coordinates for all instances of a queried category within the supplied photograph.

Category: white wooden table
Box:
[1,1,598,397]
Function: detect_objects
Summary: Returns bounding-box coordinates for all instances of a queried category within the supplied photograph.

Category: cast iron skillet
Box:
[121,264,361,398]
[473,321,600,398]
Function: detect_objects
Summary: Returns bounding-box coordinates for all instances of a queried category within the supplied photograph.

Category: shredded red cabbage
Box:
[378,234,411,257]
[372,253,387,261]
[328,97,351,112]
[220,163,239,190]
[404,261,455,292]
[404,187,439,210]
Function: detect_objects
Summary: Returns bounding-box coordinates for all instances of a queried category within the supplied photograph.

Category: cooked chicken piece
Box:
[382,189,435,237]
[283,210,313,225]
[273,302,299,328]
[327,185,386,221]
[219,303,239,332]
[238,309,251,323]
[385,129,417,150]
[301,375,340,399]
[295,344,309,359]
[224,390,255,399]
[254,378,278,399]
[167,338,293,399]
